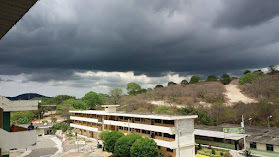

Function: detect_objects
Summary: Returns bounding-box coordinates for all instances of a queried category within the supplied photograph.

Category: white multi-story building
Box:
[70,105,198,157]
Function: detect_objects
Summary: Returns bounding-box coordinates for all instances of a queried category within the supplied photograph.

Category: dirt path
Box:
[225,84,256,105]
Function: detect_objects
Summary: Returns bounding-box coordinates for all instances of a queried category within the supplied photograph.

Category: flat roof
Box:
[194,129,247,140]
[0,0,38,40]
[70,110,198,120]
[195,124,279,145]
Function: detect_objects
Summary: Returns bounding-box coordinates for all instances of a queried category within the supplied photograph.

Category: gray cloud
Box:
[0,0,279,92]
[215,0,279,28]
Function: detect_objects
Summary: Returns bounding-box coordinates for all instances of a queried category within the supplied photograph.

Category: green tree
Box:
[82,91,104,109]
[220,74,231,85]
[104,131,125,153]
[130,138,158,157]
[239,73,257,85]
[57,99,87,111]
[167,81,176,86]
[60,104,73,121]
[52,122,71,133]
[11,111,34,124]
[127,83,141,95]
[109,88,123,104]
[190,75,202,84]
[154,85,163,89]
[141,88,147,93]
[99,130,110,140]
[114,134,142,157]
[181,80,188,85]
[52,95,75,104]
[207,75,218,81]
[244,70,251,75]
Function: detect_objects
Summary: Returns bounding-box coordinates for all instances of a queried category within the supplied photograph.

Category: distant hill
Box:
[6,93,49,100]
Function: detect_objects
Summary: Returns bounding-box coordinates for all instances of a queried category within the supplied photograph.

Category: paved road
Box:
[26,135,59,157]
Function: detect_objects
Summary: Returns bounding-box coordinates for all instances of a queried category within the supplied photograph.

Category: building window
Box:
[158,146,161,150]
[124,127,128,131]
[250,142,256,149]
[166,148,173,152]
[119,116,123,120]
[135,129,140,133]
[142,130,150,134]
[266,144,274,151]
[164,133,175,139]
[155,119,162,123]
[155,132,162,136]
[124,117,131,120]
[163,120,174,125]
[135,118,141,121]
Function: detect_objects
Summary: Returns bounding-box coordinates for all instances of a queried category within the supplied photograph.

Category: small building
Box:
[19,123,53,136]
[195,124,279,155]
[0,95,39,156]
[70,105,198,157]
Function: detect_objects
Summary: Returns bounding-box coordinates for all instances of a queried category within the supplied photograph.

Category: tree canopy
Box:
[220,74,231,85]
[82,91,104,109]
[104,131,125,153]
[207,75,218,82]
[154,85,164,89]
[109,88,123,104]
[114,134,142,157]
[181,79,188,85]
[190,75,202,84]
[130,138,158,157]
[127,82,141,95]
[167,81,177,86]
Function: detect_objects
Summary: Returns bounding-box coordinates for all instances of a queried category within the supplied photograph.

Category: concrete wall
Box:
[0,128,37,155]
[256,143,266,151]
[0,95,38,112]
[178,145,195,157]
[274,145,279,153]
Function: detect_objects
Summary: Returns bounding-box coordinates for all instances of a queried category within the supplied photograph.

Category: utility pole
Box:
[241,115,246,150]
[268,115,272,132]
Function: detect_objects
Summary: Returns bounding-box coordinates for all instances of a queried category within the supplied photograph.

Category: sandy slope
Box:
[225,84,256,105]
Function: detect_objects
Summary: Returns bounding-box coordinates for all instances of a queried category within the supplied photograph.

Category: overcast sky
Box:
[1,0,279,98]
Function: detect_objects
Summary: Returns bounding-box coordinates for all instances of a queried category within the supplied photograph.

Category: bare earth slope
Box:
[225,84,256,105]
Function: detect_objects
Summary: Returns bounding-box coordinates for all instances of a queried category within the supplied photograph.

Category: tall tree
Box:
[82,91,104,109]
[244,70,251,75]
[190,75,202,84]
[109,88,123,105]
[104,131,124,153]
[114,134,142,157]
[127,82,141,95]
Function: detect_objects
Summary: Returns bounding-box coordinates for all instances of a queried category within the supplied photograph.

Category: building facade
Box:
[70,105,198,157]
[0,95,39,157]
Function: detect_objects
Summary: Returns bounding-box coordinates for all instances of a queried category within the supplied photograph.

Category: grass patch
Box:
[69,141,74,144]
[86,141,93,143]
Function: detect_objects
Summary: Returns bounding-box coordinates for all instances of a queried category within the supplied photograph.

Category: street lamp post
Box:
[267,115,272,132]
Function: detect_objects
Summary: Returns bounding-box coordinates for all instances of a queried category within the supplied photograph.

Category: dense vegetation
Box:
[100,131,158,157]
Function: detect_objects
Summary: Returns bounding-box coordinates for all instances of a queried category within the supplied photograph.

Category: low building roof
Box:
[195,124,279,145]
[70,110,198,120]
[194,129,247,140]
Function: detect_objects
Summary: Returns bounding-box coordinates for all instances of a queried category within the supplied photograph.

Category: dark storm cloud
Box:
[215,0,279,28]
[0,0,279,83]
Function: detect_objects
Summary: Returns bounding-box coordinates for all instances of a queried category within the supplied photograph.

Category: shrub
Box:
[130,138,158,157]
[239,73,258,85]
[11,111,34,124]
[52,122,71,133]
[207,75,218,81]
[212,148,216,154]
[220,74,231,85]
[190,75,202,84]
[104,131,124,153]
[114,134,142,156]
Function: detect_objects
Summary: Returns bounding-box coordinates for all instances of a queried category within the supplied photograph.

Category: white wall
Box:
[70,123,98,132]
[70,116,98,123]
[0,129,37,155]
[104,120,176,134]
[274,145,279,153]
[178,145,195,157]
[257,143,266,151]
